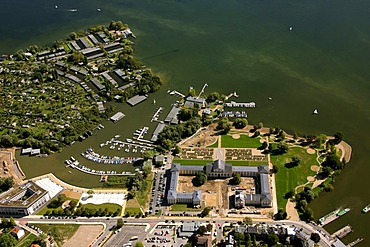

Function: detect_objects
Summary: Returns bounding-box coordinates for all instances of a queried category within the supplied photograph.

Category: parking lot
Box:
[105,225,147,247]
[146,224,176,246]
[149,170,167,215]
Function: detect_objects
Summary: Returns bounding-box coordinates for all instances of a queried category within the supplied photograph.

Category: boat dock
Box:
[168,90,185,98]
[136,126,149,139]
[151,107,163,122]
[331,225,353,239]
[347,238,363,247]
[319,209,340,226]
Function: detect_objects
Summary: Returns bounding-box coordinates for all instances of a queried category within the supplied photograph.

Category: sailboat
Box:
[153,99,156,104]
[289,26,293,31]
[313,109,318,115]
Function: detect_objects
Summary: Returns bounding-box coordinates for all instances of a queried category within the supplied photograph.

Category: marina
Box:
[318,208,350,226]
[64,156,136,176]
[151,107,164,122]
[330,225,353,239]
[318,208,340,226]
[224,101,256,108]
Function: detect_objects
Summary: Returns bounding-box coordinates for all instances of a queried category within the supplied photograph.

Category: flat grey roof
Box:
[127,95,148,106]
[179,166,204,171]
[164,106,180,124]
[232,166,259,173]
[88,34,100,45]
[79,37,91,48]
[70,41,81,50]
[102,72,118,87]
[260,173,270,195]
[110,112,125,122]
[90,78,105,91]
[151,123,166,142]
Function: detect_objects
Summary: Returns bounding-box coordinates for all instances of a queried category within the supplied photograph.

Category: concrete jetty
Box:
[347,238,363,247]
[331,225,352,239]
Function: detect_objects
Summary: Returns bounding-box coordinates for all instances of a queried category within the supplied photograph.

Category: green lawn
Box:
[32,224,80,246]
[16,232,38,247]
[136,173,153,207]
[37,198,79,215]
[227,160,268,166]
[170,203,203,212]
[81,203,122,214]
[271,147,318,209]
[172,159,213,166]
[207,140,218,148]
[124,207,142,215]
[221,134,262,148]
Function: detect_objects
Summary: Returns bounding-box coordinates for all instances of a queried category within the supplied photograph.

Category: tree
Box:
[134,242,144,247]
[193,172,207,186]
[234,232,245,242]
[201,207,212,217]
[322,153,343,170]
[310,232,320,243]
[197,225,207,235]
[284,190,295,199]
[276,142,289,154]
[272,165,279,174]
[333,132,343,144]
[274,209,287,220]
[243,216,253,225]
[230,173,241,185]
[233,118,248,129]
[116,218,123,229]
[291,155,302,166]
[245,233,252,247]
[206,92,221,103]
[0,233,17,247]
[216,117,232,134]
[265,233,279,246]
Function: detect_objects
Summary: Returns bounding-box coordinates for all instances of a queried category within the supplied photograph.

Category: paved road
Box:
[21,216,332,247]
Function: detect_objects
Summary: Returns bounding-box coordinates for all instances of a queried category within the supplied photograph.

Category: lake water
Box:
[1,0,369,244]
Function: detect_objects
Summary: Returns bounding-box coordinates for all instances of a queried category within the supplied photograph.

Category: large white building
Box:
[0,181,51,217]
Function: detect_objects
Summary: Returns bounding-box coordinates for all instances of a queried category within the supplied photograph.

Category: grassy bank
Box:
[32,224,80,246]
[271,147,318,209]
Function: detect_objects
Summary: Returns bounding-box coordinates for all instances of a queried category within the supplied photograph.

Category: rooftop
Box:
[126,95,148,106]
[0,181,47,207]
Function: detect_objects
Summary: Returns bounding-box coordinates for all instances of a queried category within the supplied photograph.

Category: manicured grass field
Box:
[172,159,213,166]
[82,203,122,214]
[271,147,318,209]
[207,140,218,148]
[221,134,262,148]
[227,160,268,166]
[170,203,203,212]
[173,159,266,166]
[124,207,142,215]
[32,224,80,246]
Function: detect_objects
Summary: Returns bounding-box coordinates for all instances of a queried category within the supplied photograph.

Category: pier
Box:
[168,90,185,98]
[151,107,164,122]
[347,238,363,247]
[224,101,256,108]
[331,225,353,239]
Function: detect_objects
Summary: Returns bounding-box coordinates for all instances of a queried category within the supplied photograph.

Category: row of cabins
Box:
[37,47,66,60]
[70,32,110,51]
[166,160,272,207]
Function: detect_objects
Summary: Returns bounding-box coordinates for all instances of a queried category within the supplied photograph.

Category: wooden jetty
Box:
[331,225,352,239]
[347,238,363,247]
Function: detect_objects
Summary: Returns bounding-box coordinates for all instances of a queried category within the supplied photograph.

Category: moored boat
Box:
[337,208,350,216]
[319,209,340,224]
[362,204,370,213]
